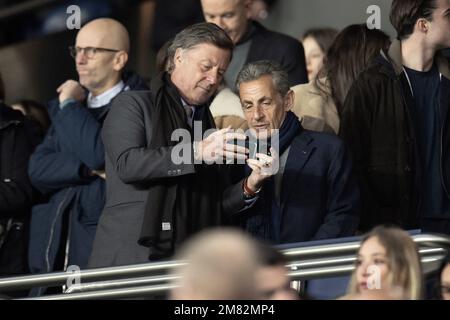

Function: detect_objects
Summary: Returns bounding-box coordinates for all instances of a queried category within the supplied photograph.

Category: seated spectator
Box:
[301,28,338,82]
[255,242,298,300]
[0,72,42,279]
[224,60,360,245]
[170,228,262,300]
[344,226,423,300]
[436,252,450,300]
[201,0,308,88]
[27,18,147,295]
[11,100,51,133]
[292,24,390,134]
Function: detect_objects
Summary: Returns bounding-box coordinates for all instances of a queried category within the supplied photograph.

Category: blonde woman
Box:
[344,226,423,300]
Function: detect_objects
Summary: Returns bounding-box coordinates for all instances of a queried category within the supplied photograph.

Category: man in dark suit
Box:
[224,60,360,244]
[89,23,248,267]
[200,0,307,89]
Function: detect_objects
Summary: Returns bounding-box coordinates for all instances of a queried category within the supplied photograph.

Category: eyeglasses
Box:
[69,46,121,59]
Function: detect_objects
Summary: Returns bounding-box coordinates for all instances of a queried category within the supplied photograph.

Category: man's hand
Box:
[246,147,279,192]
[195,127,248,164]
[57,80,86,104]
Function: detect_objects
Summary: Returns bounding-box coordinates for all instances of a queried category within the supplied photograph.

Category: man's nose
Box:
[253,105,264,120]
[76,50,88,64]
[205,71,219,86]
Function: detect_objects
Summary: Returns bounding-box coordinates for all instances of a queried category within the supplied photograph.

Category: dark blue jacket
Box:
[229,130,360,244]
[340,40,450,231]
[28,73,148,284]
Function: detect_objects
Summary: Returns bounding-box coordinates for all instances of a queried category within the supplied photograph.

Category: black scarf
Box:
[245,111,302,242]
[138,73,224,260]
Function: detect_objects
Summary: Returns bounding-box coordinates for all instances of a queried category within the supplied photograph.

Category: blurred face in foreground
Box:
[256,265,298,300]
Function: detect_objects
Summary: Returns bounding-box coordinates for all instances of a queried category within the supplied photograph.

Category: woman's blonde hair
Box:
[347,226,423,300]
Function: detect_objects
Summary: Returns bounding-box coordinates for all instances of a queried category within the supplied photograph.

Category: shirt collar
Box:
[87,80,127,109]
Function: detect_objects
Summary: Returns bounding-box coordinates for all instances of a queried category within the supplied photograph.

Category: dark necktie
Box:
[184,104,194,128]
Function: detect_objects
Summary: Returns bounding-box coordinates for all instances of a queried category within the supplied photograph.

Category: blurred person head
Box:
[347,226,423,300]
[301,28,338,82]
[255,243,298,300]
[168,22,233,106]
[236,60,294,139]
[390,0,450,49]
[71,18,130,96]
[437,251,450,300]
[11,100,51,132]
[316,24,390,115]
[170,228,262,300]
[249,0,277,21]
[200,0,252,44]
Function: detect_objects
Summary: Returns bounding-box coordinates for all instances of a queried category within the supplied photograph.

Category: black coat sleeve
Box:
[0,120,41,217]
[102,92,196,184]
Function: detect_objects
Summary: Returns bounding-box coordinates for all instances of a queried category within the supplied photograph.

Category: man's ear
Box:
[244,0,253,19]
[174,48,185,68]
[416,18,429,34]
[113,51,129,71]
[283,89,294,111]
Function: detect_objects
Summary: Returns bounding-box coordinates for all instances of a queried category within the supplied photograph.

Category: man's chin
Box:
[249,128,271,139]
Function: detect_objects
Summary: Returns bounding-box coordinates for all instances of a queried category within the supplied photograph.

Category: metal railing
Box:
[0,233,448,300]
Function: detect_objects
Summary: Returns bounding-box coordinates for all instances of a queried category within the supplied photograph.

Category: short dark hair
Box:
[0,71,4,101]
[167,22,234,73]
[390,0,438,40]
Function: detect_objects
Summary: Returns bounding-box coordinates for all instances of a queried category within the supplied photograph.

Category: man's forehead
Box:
[76,30,109,47]
[202,0,242,12]
[437,0,450,11]
[240,76,276,95]
[184,44,230,63]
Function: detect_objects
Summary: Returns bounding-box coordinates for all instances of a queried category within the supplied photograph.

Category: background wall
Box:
[265,0,396,39]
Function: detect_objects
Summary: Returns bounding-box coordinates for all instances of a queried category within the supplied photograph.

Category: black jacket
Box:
[0,103,42,276]
[0,104,41,218]
[246,21,308,86]
[340,40,450,231]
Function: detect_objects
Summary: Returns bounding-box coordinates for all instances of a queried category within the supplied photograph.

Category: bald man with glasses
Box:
[27,18,147,295]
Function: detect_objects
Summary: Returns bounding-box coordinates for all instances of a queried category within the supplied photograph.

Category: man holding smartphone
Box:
[223,60,360,244]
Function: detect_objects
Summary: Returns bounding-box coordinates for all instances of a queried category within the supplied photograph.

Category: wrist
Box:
[193,141,202,163]
[59,98,77,109]
[243,177,261,198]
